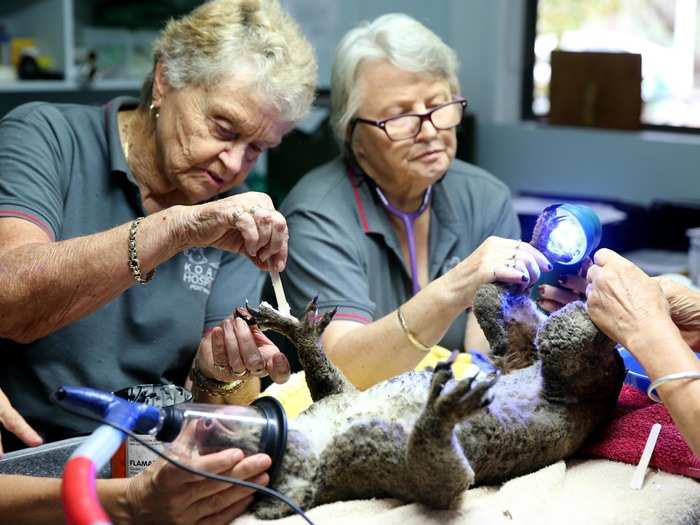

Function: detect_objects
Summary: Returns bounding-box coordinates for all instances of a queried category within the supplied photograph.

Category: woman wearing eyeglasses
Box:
[270,14,551,389]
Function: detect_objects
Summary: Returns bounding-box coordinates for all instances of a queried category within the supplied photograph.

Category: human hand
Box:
[174,192,288,272]
[125,448,271,525]
[449,236,552,307]
[196,309,291,384]
[585,249,672,349]
[536,257,591,313]
[0,387,42,456]
[654,276,700,351]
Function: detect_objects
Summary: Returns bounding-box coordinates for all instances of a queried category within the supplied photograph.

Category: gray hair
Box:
[141,0,317,122]
[330,13,460,148]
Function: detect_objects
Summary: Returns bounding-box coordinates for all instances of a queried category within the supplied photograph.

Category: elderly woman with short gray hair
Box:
[275,13,551,390]
[0,0,316,522]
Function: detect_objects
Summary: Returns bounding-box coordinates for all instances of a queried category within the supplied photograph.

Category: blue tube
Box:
[55,386,161,433]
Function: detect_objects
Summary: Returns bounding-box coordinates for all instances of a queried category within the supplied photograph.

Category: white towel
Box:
[234,459,700,525]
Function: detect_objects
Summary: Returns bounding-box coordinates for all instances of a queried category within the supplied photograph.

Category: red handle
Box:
[62,456,111,525]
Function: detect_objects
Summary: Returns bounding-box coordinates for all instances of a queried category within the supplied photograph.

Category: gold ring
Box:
[231,368,249,379]
[214,363,231,373]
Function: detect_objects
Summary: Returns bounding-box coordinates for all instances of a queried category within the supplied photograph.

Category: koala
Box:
[238,283,624,518]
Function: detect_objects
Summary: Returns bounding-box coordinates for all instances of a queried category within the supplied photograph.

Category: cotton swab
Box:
[630,423,661,490]
[270,271,291,318]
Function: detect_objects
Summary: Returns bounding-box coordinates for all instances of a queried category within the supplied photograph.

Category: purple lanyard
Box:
[374,184,432,295]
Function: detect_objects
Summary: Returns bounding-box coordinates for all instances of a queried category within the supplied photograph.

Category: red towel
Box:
[581,384,700,479]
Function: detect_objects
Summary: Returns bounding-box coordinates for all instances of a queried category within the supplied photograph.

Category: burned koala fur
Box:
[243,285,624,518]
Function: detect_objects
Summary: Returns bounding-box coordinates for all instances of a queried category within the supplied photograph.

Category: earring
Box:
[149,103,160,120]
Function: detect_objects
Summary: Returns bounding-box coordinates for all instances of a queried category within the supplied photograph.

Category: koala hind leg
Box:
[247,298,355,400]
[405,361,497,509]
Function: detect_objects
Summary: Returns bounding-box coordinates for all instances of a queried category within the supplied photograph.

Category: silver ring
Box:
[232,208,245,223]
[249,204,263,215]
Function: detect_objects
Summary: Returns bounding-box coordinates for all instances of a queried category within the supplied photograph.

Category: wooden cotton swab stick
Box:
[270,271,291,318]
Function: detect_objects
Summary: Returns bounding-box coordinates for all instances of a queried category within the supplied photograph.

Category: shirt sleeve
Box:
[490,189,522,241]
[280,208,374,323]
[205,252,264,329]
[0,106,69,239]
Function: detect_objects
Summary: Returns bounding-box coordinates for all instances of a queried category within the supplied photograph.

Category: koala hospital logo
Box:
[182,248,219,295]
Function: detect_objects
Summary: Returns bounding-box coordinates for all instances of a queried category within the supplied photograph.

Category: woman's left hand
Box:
[196,311,291,385]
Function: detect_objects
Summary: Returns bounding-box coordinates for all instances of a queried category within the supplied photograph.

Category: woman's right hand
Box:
[125,448,271,525]
[585,249,673,351]
[173,192,288,272]
[0,387,42,456]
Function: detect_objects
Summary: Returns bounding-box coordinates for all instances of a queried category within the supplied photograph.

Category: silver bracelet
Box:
[647,371,700,403]
[127,217,155,284]
[397,306,432,353]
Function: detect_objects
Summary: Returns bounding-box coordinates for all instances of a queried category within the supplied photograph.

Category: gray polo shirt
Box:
[0,97,262,446]
[270,158,520,352]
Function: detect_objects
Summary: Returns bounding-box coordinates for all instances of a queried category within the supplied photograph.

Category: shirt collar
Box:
[104,96,140,186]
[345,161,462,281]
[345,161,460,235]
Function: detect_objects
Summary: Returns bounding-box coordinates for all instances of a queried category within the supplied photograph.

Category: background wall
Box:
[445,0,700,206]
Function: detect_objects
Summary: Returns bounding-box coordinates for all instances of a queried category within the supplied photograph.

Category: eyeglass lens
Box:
[384,101,464,140]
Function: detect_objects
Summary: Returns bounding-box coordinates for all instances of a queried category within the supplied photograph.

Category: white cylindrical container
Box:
[688,227,700,287]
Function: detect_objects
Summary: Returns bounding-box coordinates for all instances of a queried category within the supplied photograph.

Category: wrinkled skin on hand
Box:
[125,448,271,525]
[172,192,289,272]
[655,276,700,351]
[212,286,624,519]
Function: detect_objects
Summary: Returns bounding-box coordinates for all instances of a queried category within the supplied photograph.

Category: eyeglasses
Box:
[351,98,467,141]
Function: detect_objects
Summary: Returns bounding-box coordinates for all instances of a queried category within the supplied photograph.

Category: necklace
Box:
[120,112,132,163]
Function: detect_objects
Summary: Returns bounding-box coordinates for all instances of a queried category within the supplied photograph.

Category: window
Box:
[524,0,700,130]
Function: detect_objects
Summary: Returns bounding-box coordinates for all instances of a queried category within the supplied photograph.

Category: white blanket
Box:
[235,459,700,525]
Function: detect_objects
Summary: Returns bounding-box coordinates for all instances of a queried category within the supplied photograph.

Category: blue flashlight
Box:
[531,203,602,279]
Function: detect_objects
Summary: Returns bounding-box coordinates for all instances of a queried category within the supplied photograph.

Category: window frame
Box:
[521,0,700,134]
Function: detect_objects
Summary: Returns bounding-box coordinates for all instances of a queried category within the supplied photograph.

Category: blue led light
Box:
[546,208,587,265]
[531,203,602,266]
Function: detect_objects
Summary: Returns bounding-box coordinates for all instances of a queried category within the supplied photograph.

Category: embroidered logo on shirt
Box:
[182,248,219,295]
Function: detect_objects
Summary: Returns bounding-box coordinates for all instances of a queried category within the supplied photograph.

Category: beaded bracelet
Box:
[189,362,247,399]
[128,217,155,284]
[646,371,700,403]
[397,305,432,353]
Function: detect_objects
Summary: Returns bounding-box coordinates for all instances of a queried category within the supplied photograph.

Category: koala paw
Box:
[247,296,336,340]
[428,366,498,424]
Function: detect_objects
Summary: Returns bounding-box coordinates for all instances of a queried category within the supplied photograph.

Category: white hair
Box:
[142,0,317,122]
[330,13,460,148]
